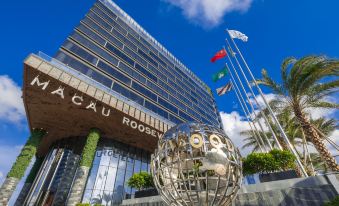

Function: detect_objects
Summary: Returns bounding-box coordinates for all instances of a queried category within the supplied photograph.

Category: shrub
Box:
[324,196,339,206]
[243,149,296,176]
[75,203,90,206]
[8,129,45,179]
[270,149,296,171]
[80,128,100,167]
[127,171,154,190]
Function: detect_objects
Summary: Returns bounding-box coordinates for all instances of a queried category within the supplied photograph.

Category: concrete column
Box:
[66,128,100,206]
[0,177,20,205]
[0,129,45,205]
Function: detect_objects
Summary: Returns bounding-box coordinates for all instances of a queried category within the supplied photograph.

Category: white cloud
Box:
[327,130,339,157]
[248,93,277,110]
[163,0,253,27]
[0,75,25,124]
[220,111,252,156]
[0,145,22,185]
[0,144,32,205]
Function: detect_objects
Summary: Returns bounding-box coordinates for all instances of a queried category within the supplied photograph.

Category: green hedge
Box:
[243,149,296,176]
[80,128,100,167]
[8,129,45,179]
[127,171,154,190]
[324,196,339,206]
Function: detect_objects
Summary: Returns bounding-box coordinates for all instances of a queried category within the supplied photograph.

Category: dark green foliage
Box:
[8,129,45,179]
[270,149,296,171]
[25,157,44,183]
[324,196,339,206]
[243,149,296,176]
[80,128,100,167]
[127,171,154,190]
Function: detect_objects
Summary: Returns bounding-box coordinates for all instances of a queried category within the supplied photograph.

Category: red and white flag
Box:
[211,48,227,63]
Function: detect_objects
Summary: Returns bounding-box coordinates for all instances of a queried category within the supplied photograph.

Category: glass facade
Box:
[55,0,222,128]
[25,138,151,206]
[82,139,151,205]
[24,138,84,206]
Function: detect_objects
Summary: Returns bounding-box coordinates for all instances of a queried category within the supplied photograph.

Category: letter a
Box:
[51,86,65,99]
[86,101,97,112]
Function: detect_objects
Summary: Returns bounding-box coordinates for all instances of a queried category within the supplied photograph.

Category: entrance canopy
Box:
[23,54,173,155]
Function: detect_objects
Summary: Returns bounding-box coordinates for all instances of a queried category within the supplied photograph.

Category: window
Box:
[144,101,168,119]
[146,80,168,99]
[63,40,98,65]
[106,43,134,66]
[71,32,119,66]
[55,51,112,89]
[179,110,194,122]
[169,114,184,124]
[137,48,158,68]
[135,63,157,82]
[158,97,178,114]
[118,62,146,84]
[77,23,106,46]
[97,61,131,85]
[112,83,144,106]
[96,2,118,20]
[132,82,157,102]
[88,10,112,31]
[149,51,166,67]
[82,16,123,49]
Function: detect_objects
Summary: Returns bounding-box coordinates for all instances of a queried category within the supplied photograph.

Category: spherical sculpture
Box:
[151,122,242,206]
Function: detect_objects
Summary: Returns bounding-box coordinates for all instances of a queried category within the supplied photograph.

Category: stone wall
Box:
[121,175,339,206]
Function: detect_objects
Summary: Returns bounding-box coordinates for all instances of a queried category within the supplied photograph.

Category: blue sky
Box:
[0,0,338,200]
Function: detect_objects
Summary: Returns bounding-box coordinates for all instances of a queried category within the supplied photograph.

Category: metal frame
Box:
[151,123,242,206]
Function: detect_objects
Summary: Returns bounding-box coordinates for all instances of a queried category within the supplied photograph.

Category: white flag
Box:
[228,30,248,42]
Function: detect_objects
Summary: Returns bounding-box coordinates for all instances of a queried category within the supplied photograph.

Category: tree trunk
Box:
[0,129,45,205]
[294,108,339,172]
[301,129,316,176]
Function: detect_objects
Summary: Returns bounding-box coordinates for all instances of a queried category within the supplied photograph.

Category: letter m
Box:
[30,75,50,90]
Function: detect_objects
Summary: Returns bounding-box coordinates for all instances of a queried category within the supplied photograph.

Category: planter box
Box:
[259,170,298,183]
[135,188,159,198]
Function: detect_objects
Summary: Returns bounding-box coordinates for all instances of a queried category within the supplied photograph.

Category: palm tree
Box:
[241,130,270,152]
[257,56,339,171]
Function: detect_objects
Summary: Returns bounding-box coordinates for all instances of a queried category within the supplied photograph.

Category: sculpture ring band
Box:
[209,134,222,148]
[190,134,203,149]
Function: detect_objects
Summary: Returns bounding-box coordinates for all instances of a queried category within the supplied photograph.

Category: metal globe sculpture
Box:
[151,122,242,206]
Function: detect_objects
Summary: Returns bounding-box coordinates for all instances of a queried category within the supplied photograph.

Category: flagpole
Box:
[227,64,266,152]
[225,49,273,150]
[225,40,281,151]
[230,79,265,152]
[226,29,308,177]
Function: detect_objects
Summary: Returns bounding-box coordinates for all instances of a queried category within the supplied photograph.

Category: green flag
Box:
[212,66,228,82]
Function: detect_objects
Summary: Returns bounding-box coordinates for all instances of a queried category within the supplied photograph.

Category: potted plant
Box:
[127,171,158,198]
